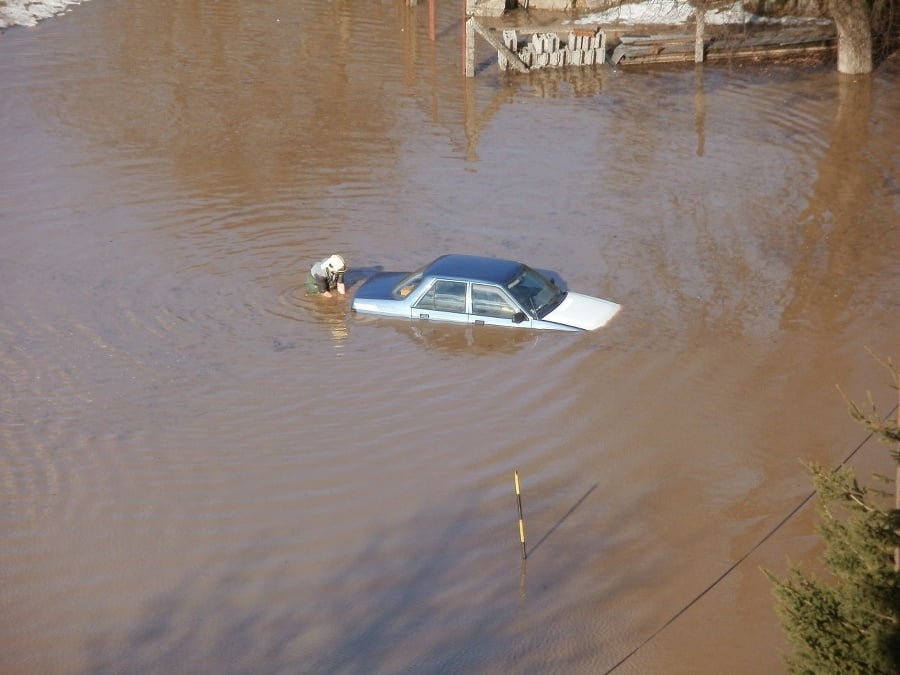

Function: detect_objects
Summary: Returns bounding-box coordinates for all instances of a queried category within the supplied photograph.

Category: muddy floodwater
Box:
[1,1,898,673]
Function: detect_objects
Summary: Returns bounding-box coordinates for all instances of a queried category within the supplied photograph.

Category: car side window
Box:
[414,280,467,313]
[471,284,516,319]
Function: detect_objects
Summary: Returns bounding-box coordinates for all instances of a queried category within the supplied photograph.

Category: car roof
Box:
[423,254,524,285]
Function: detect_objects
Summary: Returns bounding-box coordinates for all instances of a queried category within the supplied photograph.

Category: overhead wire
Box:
[604,401,900,674]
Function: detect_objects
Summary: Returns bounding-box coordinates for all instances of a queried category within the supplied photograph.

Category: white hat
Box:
[325,254,346,273]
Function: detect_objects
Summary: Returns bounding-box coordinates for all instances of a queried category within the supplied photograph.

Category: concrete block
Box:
[518,45,534,67]
[531,32,561,55]
[503,29,517,51]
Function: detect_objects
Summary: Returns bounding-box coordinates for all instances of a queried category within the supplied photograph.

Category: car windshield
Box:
[393,267,426,298]
[506,267,565,318]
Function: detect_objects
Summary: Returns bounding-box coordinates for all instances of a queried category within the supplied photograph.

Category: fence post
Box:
[515,470,526,560]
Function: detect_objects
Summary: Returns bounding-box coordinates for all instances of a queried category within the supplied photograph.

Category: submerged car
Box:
[351,254,620,332]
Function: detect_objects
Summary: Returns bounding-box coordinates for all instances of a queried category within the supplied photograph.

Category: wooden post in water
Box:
[515,470,526,559]
[694,6,705,63]
[895,366,900,572]
[464,0,475,77]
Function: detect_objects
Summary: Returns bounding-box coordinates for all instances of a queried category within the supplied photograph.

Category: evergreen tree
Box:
[767,355,900,674]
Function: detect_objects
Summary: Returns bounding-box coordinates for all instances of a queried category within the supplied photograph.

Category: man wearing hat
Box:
[309,254,347,297]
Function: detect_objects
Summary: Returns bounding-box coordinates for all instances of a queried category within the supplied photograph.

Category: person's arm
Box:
[311,272,331,296]
[336,271,346,295]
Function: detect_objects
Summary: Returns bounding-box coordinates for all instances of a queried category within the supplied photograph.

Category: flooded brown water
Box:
[1,1,898,673]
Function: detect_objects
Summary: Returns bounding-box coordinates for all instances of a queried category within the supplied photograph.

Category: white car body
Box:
[351,254,620,332]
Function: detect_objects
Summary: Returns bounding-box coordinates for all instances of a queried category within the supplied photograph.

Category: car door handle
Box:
[419,313,430,320]
[475,320,485,325]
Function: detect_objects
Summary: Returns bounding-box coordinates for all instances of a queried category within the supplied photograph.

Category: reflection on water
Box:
[781,74,884,332]
[277,282,351,347]
[693,66,706,156]
[389,320,542,356]
[309,295,351,346]
[1,1,898,673]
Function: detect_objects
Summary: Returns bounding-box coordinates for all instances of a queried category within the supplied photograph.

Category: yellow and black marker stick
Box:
[515,470,526,560]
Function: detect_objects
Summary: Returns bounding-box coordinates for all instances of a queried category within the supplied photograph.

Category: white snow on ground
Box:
[0,0,90,28]
[574,0,831,26]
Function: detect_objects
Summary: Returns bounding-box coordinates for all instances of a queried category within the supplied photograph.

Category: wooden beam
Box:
[465,16,475,76]
[695,7,705,62]
[512,23,600,36]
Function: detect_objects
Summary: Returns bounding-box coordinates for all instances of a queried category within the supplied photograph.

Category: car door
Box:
[469,283,532,328]
[411,279,469,324]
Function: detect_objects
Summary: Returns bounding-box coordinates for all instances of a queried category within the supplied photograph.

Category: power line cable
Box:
[604,402,900,674]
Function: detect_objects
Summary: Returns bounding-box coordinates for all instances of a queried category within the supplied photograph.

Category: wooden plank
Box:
[611,22,836,66]
[465,15,476,77]
[619,33,693,44]
[507,23,600,36]
[707,43,833,61]
[615,38,834,65]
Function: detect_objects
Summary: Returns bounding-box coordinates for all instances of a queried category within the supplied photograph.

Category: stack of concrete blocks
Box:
[566,28,606,66]
[498,27,606,70]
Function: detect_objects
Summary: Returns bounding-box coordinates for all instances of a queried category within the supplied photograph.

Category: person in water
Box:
[309,254,346,297]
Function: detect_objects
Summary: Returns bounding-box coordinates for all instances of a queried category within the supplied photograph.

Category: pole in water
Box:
[515,470,526,560]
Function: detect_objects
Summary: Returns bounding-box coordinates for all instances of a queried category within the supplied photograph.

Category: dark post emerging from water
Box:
[515,470,526,559]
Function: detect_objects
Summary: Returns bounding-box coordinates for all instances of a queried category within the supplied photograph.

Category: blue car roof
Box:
[424,254,524,285]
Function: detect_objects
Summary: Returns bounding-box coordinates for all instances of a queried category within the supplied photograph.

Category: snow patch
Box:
[574,0,831,27]
[0,0,91,29]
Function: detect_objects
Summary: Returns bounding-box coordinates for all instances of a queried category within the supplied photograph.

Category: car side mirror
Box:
[512,311,527,324]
